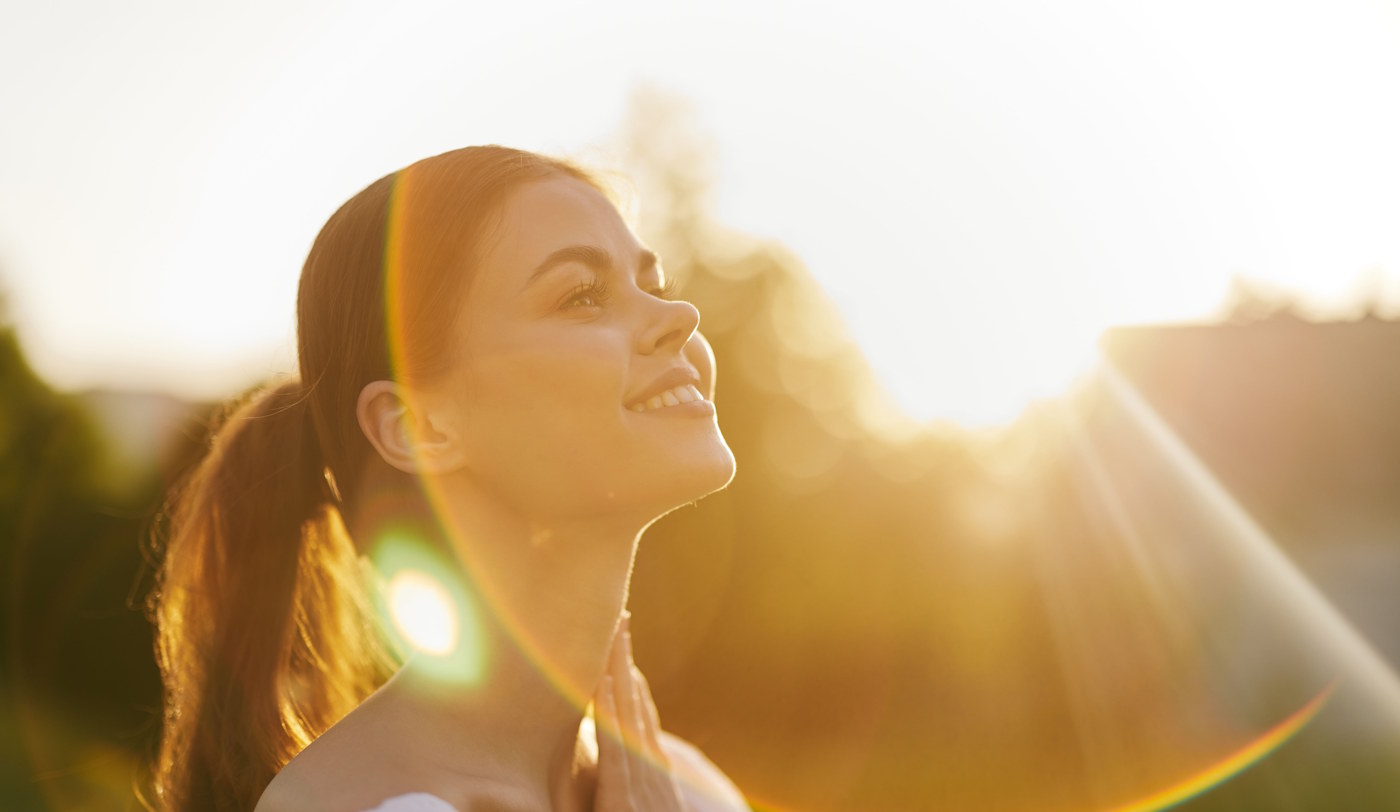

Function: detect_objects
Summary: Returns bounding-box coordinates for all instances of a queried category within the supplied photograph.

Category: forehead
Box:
[479,175,638,282]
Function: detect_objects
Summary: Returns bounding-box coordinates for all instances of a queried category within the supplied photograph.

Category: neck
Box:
[376,476,649,808]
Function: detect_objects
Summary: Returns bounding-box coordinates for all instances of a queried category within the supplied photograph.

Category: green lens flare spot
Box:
[371,531,486,685]
[387,569,458,656]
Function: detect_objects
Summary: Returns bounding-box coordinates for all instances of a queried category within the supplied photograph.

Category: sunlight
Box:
[7,0,1398,428]
[1096,363,1400,711]
[371,533,486,683]
[1022,361,1400,808]
[705,0,1400,427]
[387,569,457,657]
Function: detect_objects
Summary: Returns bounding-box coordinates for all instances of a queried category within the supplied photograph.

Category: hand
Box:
[592,615,689,811]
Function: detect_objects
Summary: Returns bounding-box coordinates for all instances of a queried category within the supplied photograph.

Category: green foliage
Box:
[0,326,102,520]
[0,323,166,809]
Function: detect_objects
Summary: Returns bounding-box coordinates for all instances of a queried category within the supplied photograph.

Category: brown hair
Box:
[149,146,597,811]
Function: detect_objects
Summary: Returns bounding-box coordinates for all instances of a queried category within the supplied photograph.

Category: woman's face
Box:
[420,175,735,523]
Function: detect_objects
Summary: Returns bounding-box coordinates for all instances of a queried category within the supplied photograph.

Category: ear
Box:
[356,380,466,475]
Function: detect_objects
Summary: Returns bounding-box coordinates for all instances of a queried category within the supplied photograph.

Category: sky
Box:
[3,0,1399,426]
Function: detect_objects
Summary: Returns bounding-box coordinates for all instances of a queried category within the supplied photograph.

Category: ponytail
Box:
[150,380,396,811]
[149,146,605,810]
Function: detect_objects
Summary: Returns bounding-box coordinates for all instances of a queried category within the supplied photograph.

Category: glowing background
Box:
[4,2,1400,811]
[3,0,1400,425]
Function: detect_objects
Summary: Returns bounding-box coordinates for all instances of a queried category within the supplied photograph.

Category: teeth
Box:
[630,384,708,412]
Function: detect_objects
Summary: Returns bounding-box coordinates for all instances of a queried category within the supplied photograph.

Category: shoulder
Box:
[253,717,463,812]
[660,732,751,812]
[253,770,319,812]
[255,752,476,812]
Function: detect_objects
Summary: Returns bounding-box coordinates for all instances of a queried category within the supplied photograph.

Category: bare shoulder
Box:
[660,732,751,812]
[257,760,470,812]
[255,748,359,812]
[253,768,322,812]
[255,720,532,812]
[253,701,460,812]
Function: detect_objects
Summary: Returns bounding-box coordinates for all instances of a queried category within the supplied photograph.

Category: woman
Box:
[150,146,746,811]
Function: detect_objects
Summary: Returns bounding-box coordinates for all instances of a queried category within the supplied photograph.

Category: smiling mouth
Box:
[626,384,707,413]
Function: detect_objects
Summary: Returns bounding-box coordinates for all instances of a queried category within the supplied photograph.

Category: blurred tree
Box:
[616,91,1080,812]
[1220,276,1303,324]
[616,89,1400,812]
[0,305,164,809]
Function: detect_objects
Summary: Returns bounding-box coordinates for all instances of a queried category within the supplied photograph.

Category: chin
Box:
[658,439,737,514]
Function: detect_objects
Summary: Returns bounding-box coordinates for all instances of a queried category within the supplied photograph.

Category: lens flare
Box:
[1103,681,1336,812]
[371,532,485,685]
[373,160,1400,809]
[387,569,457,656]
[378,165,594,710]
[1024,362,1400,809]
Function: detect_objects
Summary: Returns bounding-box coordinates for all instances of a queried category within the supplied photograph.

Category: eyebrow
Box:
[524,245,660,289]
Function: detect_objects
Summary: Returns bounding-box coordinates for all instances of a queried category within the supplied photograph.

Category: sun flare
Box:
[386,569,458,657]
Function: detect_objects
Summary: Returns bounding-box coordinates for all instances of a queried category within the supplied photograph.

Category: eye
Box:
[559,279,612,310]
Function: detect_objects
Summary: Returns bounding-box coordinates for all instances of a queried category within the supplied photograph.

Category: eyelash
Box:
[559,278,679,309]
[653,279,680,300]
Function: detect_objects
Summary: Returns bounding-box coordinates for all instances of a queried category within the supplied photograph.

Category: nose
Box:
[635,297,701,356]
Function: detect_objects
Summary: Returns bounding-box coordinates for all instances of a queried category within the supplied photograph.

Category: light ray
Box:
[1098,363,1400,714]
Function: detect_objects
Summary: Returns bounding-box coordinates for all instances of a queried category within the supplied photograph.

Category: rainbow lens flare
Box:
[1103,681,1336,812]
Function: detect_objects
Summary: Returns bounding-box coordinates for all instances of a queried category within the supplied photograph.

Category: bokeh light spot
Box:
[387,569,458,657]
[371,532,486,685]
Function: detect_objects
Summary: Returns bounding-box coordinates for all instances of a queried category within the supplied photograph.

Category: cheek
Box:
[475,375,646,517]
[464,334,629,469]
[484,354,618,429]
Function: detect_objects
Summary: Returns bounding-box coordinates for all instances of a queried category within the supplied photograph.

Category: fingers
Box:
[596,618,645,810]
[621,631,666,755]
[610,616,668,761]
[595,617,628,742]
[631,664,666,754]
[594,675,631,808]
[611,616,647,755]
[593,614,690,811]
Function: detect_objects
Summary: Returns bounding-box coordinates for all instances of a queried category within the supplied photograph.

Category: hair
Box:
[148,146,600,811]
